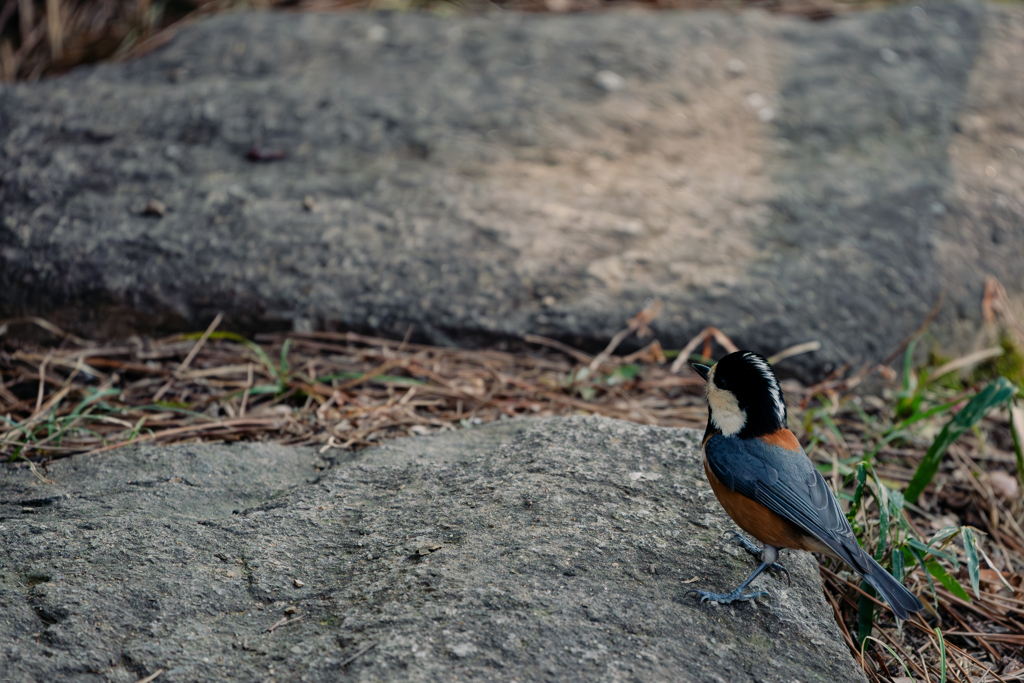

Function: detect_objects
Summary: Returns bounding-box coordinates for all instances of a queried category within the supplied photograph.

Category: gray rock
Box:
[0,418,865,682]
[2,2,1020,376]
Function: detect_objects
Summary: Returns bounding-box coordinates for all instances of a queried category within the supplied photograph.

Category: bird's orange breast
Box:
[703,455,827,554]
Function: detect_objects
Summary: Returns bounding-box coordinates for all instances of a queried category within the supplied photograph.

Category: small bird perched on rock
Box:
[689,350,924,619]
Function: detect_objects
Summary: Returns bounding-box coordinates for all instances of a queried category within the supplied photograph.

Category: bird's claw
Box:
[769,562,792,587]
[723,530,762,558]
[687,588,769,605]
[723,532,791,585]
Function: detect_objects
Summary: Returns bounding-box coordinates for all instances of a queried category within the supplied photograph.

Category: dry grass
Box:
[3,292,1024,682]
[0,0,903,83]
[0,306,711,457]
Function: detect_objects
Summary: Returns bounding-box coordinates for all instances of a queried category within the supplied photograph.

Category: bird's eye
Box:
[717,377,727,389]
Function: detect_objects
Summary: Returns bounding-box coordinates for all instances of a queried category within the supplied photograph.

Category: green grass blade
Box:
[862,636,915,682]
[873,472,889,562]
[134,404,208,418]
[887,488,908,538]
[848,462,868,521]
[857,581,876,647]
[818,411,844,441]
[906,547,939,609]
[198,331,279,383]
[317,372,425,386]
[68,388,120,419]
[890,395,964,432]
[892,545,905,584]
[906,537,958,566]
[902,339,918,395]
[321,370,366,382]
[924,559,971,602]
[128,417,147,441]
[905,377,1019,504]
[961,527,981,600]
[1009,400,1024,488]
[816,461,854,477]
[896,340,922,419]
[279,338,292,384]
[934,627,947,683]
[604,363,641,386]
[849,400,877,430]
[247,384,287,396]
[887,486,905,512]
[928,526,961,546]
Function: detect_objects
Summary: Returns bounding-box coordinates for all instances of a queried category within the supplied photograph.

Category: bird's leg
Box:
[688,544,793,605]
[724,533,791,587]
[687,560,772,605]
[759,544,791,587]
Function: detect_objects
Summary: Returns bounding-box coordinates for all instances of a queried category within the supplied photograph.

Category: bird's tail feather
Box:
[859,552,924,620]
[826,536,923,620]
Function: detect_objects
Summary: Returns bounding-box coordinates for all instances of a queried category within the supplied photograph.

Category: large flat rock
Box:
[1,2,1023,375]
[0,418,864,682]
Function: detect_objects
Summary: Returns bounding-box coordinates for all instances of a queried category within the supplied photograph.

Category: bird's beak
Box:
[691,364,711,381]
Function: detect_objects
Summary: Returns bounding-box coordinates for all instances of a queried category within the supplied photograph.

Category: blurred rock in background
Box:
[1,1,1022,379]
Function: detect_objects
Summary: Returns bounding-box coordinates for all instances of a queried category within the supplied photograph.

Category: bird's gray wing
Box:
[705,434,867,569]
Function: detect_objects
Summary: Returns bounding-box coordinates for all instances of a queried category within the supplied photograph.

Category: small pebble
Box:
[293,579,305,588]
[726,58,746,76]
[594,70,625,92]
[450,643,477,658]
[143,200,166,217]
[284,606,298,614]
[367,25,387,43]
[303,195,317,211]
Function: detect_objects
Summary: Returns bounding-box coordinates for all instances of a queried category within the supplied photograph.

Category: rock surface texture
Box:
[2,2,1023,376]
[0,418,865,682]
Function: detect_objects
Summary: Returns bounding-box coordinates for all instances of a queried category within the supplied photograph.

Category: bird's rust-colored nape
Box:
[757,428,801,451]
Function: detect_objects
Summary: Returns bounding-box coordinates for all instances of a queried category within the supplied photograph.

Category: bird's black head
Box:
[693,350,787,438]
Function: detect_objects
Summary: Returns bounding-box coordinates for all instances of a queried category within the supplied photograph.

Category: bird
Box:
[688,350,924,620]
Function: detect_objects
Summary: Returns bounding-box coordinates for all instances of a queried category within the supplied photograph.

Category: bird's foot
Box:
[724,530,762,558]
[723,532,791,585]
[768,563,791,587]
[687,588,769,605]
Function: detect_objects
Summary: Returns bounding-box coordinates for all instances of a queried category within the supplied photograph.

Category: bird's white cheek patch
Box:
[706,367,746,436]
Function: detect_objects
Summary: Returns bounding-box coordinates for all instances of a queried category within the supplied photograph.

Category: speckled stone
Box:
[0,417,866,682]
